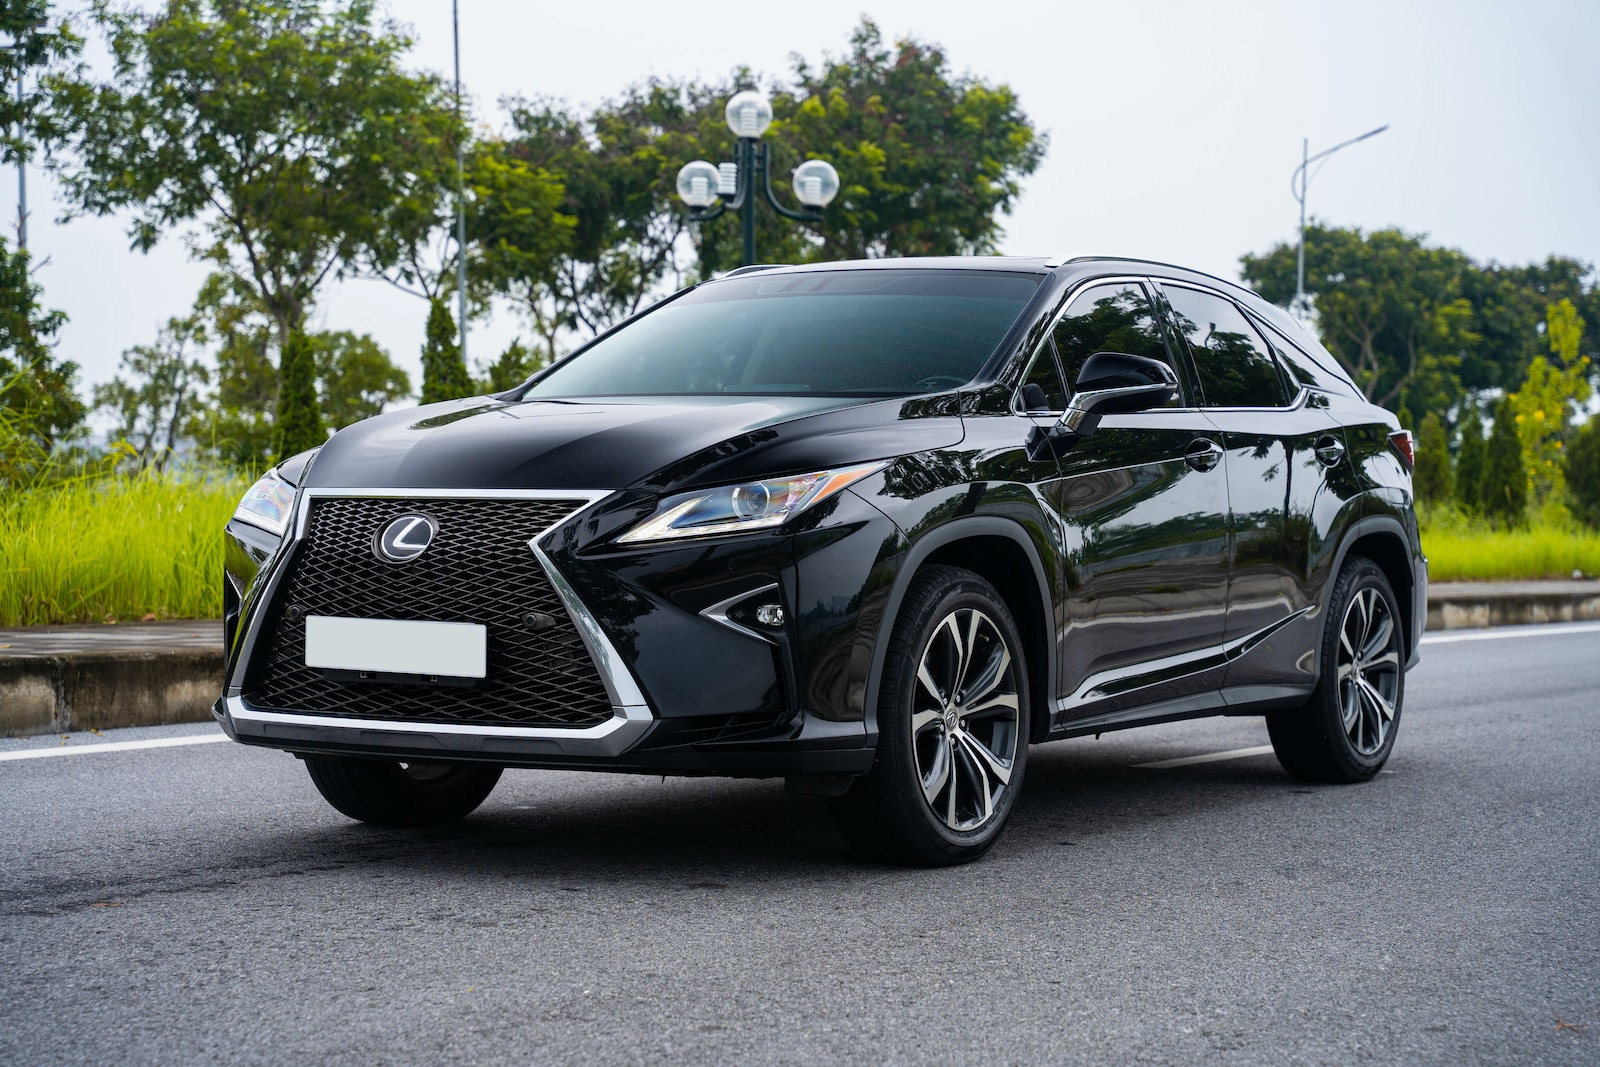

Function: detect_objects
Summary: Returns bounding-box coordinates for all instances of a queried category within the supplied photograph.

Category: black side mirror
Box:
[1058,352,1179,436]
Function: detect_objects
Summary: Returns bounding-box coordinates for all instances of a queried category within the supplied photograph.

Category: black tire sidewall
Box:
[1311,558,1405,779]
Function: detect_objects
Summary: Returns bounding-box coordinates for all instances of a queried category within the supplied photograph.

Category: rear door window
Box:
[1160,285,1289,409]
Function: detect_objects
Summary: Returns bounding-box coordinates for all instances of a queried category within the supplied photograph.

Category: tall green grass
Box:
[1420,504,1600,581]
[0,470,249,626]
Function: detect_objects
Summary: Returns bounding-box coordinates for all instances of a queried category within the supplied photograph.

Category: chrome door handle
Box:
[1184,438,1224,472]
[1315,434,1347,468]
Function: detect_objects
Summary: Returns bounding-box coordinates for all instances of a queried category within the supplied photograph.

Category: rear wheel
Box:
[1268,555,1405,782]
[303,756,502,826]
[831,565,1029,866]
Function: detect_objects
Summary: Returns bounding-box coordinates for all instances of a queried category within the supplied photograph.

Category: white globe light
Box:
[724,90,773,139]
[792,159,841,208]
[675,160,721,208]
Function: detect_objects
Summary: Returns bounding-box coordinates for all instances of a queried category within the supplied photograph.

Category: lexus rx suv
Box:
[217,256,1426,865]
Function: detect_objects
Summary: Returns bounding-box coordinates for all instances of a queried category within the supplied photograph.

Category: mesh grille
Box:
[244,496,615,729]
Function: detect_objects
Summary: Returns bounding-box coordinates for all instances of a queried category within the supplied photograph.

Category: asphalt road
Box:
[3,624,1597,1066]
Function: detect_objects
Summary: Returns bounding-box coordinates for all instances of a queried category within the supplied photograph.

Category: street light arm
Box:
[759,144,824,223]
[1295,124,1391,190]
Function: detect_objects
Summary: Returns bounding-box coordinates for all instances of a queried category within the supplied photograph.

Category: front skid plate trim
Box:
[226,697,653,757]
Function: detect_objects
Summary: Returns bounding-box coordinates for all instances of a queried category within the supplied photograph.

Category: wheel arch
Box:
[1327,515,1420,661]
[863,517,1056,744]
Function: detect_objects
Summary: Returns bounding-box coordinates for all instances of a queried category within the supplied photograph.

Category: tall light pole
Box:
[1292,124,1389,317]
[675,90,840,266]
[451,0,467,361]
[4,17,45,251]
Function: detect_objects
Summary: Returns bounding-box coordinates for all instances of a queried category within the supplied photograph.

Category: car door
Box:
[1036,279,1233,728]
[1154,281,1341,700]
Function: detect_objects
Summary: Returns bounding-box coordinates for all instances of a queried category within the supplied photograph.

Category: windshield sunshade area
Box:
[523,269,1043,398]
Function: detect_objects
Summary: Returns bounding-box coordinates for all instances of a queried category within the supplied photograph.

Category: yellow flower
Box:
[1534,410,1545,421]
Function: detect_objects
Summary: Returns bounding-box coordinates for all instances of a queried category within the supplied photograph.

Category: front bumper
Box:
[221,486,894,778]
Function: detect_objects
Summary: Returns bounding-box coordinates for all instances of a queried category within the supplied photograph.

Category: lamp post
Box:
[4,17,46,252]
[675,90,840,266]
[451,0,467,362]
[1291,123,1389,317]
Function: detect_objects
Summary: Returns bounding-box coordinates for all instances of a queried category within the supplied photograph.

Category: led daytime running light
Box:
[618,463,887,545]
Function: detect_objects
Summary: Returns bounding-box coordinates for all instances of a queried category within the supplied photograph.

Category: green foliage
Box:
[496,18,1045,356]
[1455,404,1486,512]
[1241,226,1478,412]
[1414,412,1451,504]
[0,0,82,164]
[0,468,246,625]
[1506,299,1589,507]
[1482,396,1527,525]
[47,0,464,350]
[479,337,537,393]
[309,330,410,429]
[92,313,209,472]
[0,236,83,452]
[1420,505,1600,581]
[420,298,472,404]
[1566,415,1600,529]
[274,329,324,462]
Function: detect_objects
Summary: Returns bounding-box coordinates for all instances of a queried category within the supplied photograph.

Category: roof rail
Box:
[723,263,791,277]
[1042,253,1079,268]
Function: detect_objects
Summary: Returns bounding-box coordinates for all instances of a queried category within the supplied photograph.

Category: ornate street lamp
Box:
[675,90,840,266]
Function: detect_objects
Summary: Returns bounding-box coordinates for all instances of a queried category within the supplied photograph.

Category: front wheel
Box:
[831,565,1029,866]
[303,757,503,826]
[1268,555,1405,783]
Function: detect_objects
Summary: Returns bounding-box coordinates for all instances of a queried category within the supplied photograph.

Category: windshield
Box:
[522,269,1042,398]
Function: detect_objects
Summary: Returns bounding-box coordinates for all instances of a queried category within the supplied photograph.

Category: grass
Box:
[0,469,250,627]
[1420,504,1600,582]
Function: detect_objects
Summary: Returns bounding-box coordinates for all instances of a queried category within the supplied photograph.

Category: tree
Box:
[1,1,81,166]
[1566,415,1600,529]
[274,329,323,461]
[1482,396,1527,526]
[309,331,409,430]
[1507,298,1589,508]
[1414,412,1451,505]
[1240,226,1479,413]
[47,0,464,358]
[1455,405,1486,512]
[479,338,536,393]
[419,298,472,404]
[93,313,209,472]
[0,235,81,448]
[186,271,277,468]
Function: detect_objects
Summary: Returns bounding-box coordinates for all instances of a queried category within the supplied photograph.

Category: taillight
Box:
[1389,429,1415,469]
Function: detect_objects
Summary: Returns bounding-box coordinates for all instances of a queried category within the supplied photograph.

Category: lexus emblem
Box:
[375,514,438,562]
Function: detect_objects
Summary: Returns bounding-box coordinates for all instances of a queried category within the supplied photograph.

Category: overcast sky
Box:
[17,0,1600,402]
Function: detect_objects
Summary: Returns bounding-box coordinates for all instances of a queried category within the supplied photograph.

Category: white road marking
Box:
[1422,622,1600,645]
[1134,745,1275,770]
[0,733,229,762]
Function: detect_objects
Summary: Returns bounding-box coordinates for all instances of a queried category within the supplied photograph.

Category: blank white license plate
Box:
[303,616,487,679]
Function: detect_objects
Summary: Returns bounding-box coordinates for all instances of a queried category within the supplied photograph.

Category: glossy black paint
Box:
[217,256,1425,779]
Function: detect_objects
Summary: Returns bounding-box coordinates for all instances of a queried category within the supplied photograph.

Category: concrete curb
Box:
[0,649,223,737]
[6,580,1600,737]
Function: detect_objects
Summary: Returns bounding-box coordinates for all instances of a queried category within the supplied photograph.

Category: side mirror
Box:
[1058,352,1179,437]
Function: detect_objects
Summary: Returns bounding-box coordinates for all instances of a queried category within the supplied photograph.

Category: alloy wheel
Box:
[1337,586,1401,756]
[911,608,1021,832]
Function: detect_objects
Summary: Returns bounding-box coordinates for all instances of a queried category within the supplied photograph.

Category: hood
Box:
[301,393,965,493]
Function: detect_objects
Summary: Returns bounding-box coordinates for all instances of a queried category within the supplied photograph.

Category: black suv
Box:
[218,256,1425,865]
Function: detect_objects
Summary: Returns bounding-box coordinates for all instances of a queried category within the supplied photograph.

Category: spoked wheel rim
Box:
[1336,586,1401,756]
[911,607,1021,833]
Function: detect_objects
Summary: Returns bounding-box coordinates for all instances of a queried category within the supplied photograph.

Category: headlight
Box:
[617,462,887,545]
[233,466,296,537]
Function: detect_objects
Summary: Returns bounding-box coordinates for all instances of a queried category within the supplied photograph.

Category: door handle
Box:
[1184,438,1224,472]
[1315,434,1346,468]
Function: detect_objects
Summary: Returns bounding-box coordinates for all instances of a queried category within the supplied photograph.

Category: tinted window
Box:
[1161,286,1288,408]
[1253,316,1357,397]
[524,270,1042,398]
[1018,344,1068,412]
[1052,283,1177,404]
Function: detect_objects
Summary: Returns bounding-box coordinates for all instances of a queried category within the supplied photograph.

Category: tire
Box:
[831,565,1030,866]
[1268,555,1405,783]
[303,757,503,827]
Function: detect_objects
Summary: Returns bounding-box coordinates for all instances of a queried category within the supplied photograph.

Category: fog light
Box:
[755,604,785,627]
